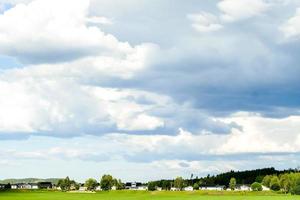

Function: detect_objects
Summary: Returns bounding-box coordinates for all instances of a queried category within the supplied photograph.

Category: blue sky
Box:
[0,0,300,182]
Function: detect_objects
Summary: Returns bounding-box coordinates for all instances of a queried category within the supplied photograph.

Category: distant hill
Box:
[0,178,61,185]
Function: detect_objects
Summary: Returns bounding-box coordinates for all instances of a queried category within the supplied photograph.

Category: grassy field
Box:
[0,190,300,200]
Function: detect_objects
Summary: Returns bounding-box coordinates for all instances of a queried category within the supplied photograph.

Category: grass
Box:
[0,190,299,200]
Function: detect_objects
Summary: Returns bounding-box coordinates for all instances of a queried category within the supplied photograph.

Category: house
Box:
[30,183,39,190]
[184,186,193,191]
[156,187,162,191]
[38,182,52,189]
[11,184,18,189]
[137,186,147,191]
[125,182,142,190]
[79,186,87,191]
[236,185,251,191]
[95,186,101,191]
[200,185,224,191]
[170,187,179,191]
[0,184,7,189]
[262,186,270,191]
[111,186,117,190]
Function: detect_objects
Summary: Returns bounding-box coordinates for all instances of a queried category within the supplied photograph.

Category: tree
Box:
[57,177,72,191]
[251,182,263,191]
[270,176,280,191]
[280,174,291,193]
[291,179,300,195]
[114,179,124,190]
[174,177,184,190]
[229,178,236,191]
[85,178,98,191]
[193,183,199,190]
[148,181,156,191]
[162,180,171,190]
[100,174,114,191]
[262,175,272,187]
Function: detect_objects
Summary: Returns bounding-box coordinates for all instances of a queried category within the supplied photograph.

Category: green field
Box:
[0,190,300,200]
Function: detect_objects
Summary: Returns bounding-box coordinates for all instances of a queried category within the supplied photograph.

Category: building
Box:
[137,186,147,191]
[125,182,142,190]
[156,187,162,191]
[200,185,224,191]
[236,185,251,191]
[170,187,179,191]
[262,186,270,191]
[38,182,52,189]
[10,183,38,190]
[184,186,194,191]
[0,184,8,189]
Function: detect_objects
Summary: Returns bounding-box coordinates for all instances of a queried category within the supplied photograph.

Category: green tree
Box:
[193,183,199,190]
[291,179,300,195]
[100,174,114,191]
[280,174,291,193]
[270,176,281,191]
[57,177,72,191]
[262,175,272,187]
[85,178,98,191]
[115,179,124,190]
[229,178,237,191]
[148,181,156,191]
[174,177,184,190]
[251,182,263,191]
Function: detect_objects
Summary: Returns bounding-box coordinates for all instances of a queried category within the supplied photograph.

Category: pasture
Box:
[0,190,299,200]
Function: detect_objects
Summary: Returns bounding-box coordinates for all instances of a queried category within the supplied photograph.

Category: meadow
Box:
[0,190,300,200]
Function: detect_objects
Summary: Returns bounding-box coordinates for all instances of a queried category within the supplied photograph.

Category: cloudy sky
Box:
[0,0,300,182]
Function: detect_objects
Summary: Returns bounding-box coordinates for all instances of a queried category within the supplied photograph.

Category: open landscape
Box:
[1,190,300,200]
[0,0,300,199]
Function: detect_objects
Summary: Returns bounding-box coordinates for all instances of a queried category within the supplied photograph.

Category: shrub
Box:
[193,183,199,190]
[148,182,156,191]
[251,182,263,191]
[270,176,281,191]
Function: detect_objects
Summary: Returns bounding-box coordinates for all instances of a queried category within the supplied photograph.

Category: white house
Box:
[156,187,162,191]
[137,186,147,191]
[95,186,101,191]
[79,186,87,191]
[111,186,117,190]
[200,186,224,191]
[237,185,251,191]
[170,187,179,191]
[184,186,194,191]
[31,184,39,190]
[11,185,18,189]
[262,186,270,191]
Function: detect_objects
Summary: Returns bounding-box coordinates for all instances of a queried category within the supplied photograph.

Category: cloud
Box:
[280,8,300,39]
[218,0,269,22]
[0,0,156,65]
[187,12,223,33]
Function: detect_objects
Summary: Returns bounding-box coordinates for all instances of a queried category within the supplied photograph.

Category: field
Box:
[0,190,300,200]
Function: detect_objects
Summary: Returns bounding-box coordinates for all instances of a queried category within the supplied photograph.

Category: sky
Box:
[0,0,300,183]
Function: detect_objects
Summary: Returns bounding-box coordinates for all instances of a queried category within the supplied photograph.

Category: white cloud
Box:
[218,0,269,22]
[187,12,223,33]
[216,112,300,154]
[280,8,300,39]
[0,77,167,136]
[0,0,156,66]
[86,16,113,25]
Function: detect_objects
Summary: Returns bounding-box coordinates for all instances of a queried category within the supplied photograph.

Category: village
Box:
[0,181,271,192]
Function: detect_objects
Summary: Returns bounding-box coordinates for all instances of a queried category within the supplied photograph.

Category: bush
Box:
[291,179,300,195]
[193,183,199,190]
[148,182,156,191]
[270,176,281,191]
[251,182,262,191]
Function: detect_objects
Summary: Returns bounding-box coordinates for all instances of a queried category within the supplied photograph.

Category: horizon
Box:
[0,0,300,183]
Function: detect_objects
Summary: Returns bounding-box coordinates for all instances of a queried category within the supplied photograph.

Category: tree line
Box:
[57,175,124,191]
